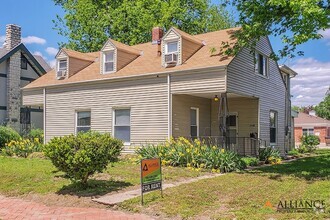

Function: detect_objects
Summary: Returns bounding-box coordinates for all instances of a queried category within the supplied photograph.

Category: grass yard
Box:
[120,149,330,219]
[0,155,205,198]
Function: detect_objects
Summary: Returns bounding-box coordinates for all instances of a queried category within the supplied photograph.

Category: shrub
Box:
[0,126,21,149]
[259,147,281,164]
[44,131,123,185]
[241,157,260,167]
[288,149,300,157]
[25,129,44,144]
[301,135,320,152]
[297,145,308,154]
[136,137,246,173]
[1,138,43,158]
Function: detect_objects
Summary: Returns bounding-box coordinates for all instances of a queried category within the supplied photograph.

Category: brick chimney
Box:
[4,24,21,50]
[152,27,163,45]
[152,27,163,56]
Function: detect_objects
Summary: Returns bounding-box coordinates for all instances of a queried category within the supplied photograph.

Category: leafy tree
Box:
[315,94,330,120]
[53,0,234,52]
[223,0,330,59]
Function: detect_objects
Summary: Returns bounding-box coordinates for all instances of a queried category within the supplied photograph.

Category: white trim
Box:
[23,65,227,90]
[113,108,131,145]
[270,110,278,145]
[254,51,269,78]
[75,110,91,134]
[167,74,172,138]
[102,50,116,74]
[43,88,46,144]
[190,107,199,137]
[57,58,67,72]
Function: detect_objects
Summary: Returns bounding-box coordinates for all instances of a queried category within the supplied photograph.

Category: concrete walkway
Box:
[0,195,153,220]
[93,173,223,205]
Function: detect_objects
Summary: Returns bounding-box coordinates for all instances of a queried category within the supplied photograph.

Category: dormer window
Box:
[165,41,178,65]
[103,51,114,73]
[58,59,67,71]
[56,59,67,79]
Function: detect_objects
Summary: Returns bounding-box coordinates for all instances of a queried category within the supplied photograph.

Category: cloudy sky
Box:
[0,0,329,107]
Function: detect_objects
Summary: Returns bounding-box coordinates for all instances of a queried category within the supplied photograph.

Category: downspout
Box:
[43,88,46,145]
[167,74,172,139]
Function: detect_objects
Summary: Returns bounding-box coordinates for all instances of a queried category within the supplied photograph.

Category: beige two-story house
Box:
[22,27,288,155]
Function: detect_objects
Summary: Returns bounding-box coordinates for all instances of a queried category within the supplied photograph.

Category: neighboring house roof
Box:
[0,43,49,75]
[33,55,51,72]
[294,112,330,127]
[24,27,240,89]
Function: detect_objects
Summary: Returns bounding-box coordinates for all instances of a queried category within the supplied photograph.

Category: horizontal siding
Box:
[210,98,258,137]
[227,37,286,153]
[45,76,169,145]
[172,94,211,137]
[0,77,6,106]
[171,68,226,94]
[22,89,44,106]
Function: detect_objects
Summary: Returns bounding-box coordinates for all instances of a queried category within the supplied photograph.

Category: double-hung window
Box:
[76,111,91,133]
[104,51,114,73]
[58,59,67,71]
[255,52,268,76]
[190,107,199,137]
[114,109,130,144]
[303,128,314,136]
[165,41,178,64]
[166,41,178,54]
[270,111,277,144]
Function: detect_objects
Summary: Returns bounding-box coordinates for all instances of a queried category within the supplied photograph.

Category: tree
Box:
[315,94,330,120]
[53,0,235,52]
[223,0,330,59]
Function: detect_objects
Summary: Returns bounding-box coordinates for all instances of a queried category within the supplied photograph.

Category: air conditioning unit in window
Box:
[56,70,67,79]
[165,53,178,65]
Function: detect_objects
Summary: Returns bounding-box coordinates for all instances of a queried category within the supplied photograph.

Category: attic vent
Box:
[56,70,67,79]
[165,53,178,64]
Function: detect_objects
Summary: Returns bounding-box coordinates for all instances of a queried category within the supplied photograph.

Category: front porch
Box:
[172,93,265,156]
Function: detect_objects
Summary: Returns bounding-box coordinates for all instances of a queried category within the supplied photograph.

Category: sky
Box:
[0,0,329,107]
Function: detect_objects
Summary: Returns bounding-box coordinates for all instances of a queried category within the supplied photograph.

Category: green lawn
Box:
[0,155,205,197]
[120,150,330,219]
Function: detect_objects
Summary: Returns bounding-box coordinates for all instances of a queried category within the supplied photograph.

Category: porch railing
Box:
[179,136,267,157]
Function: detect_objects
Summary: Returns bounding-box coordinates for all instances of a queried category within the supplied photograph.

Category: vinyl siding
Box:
[181,38,202,63]
[171,68,226,94]
[68,57,92,77]
[172,94,211,137]
[162,30,181,66]
[227,37,286,153]
[22,89,44,106]
[44,76,168,144]
[211,98,258,137]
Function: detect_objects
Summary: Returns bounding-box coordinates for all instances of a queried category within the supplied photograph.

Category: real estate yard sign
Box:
[141,158,162,205]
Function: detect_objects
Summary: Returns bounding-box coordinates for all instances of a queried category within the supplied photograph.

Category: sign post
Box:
[141,158,162,205]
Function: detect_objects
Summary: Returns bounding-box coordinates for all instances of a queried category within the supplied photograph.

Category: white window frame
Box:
[270,110,277,145]
[103,50,115,73]
[190,107,199,137]
[75,110,91,134]
[302,128,314,136]
[113,108,131,145]
[58,59,67,72]
[255,51,269,77]
[165,41,178,55]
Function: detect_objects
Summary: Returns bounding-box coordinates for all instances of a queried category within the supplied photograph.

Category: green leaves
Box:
[53,0,234,52]
[315,94,330,120]
[225,0,330,59]
[44,131,123,185]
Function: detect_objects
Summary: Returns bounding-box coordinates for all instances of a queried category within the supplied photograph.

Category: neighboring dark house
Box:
[0,24,50,132]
